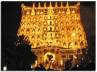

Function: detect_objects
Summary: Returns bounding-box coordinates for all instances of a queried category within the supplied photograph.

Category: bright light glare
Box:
[72,33,76,36]
[3,66,7,71]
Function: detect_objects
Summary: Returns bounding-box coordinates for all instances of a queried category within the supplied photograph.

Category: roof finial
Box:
[50,2,52,7]
[44,2,46,8]
[61,2,63,7]
[76,2,80,6]
[21,3,25,8]
[66,2,70,14]
[66,1,69,8]
[38,2,41,7]
[33,3,35,8]
[55,2,58,7]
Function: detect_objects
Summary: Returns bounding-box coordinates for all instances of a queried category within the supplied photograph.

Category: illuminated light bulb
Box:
[18,2,87,50]
[66,10,70,14]
[44,28,47,31]
[70,43,73,46]
[62,11,64,13]
[72,33,76,37]
[73,55,77,59]
[37,12,39,14]
[31,65,33,69]
[60,60,63,65]
[51,59,54,63]
[40,12,43,14]
[75,15,79,20]
[72,10,75,13]
[26,11,29,15]
[31,12,33,15]
[3,66,7,71]
[76,64,79,67]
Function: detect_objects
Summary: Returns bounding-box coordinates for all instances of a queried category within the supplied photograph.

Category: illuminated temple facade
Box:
[17,2,88,70]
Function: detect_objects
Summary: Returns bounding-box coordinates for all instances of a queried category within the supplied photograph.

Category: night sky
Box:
[1,1,95,70]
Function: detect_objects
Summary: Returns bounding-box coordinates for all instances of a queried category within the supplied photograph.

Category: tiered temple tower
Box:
[17,2,88,70]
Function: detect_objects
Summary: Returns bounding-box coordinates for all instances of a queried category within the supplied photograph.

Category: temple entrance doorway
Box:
[44,52,55,70]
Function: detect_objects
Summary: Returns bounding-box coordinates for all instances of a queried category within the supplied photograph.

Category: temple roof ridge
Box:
[21,2,80,9]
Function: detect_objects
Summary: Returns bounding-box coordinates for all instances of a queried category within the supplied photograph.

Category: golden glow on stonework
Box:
[17,2,88,49]
[44,52,55,62]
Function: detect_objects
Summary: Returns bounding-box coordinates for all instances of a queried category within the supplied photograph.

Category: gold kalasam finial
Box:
[55,2,58,7]
[61,2,63,7]
[38,2,41,7]
[66,2,69,7]
[31,5,35,15]
[50,2,52,7]
[21,3,25,8]
[66,2,70,14]
[33,3,35,8]
[76,2,80,6]
[44,2,46,8]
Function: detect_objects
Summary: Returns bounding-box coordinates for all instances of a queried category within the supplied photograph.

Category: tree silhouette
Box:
[16,42,37,70]
[14,36,37,70]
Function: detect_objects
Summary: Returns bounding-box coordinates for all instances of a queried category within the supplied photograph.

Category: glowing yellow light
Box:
[72,33,76,37]
[17,2,88,49]
[17,2,88,69]
[73,55,77,59]
[72,10,75,13]
[44,52,55,62]
[62,11,64,13]
[40,12,43,14]
[37,12,39,14]
[60,60,63,65]
[26,11,29,15]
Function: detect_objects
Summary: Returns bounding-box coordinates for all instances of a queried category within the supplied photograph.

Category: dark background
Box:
[1,1,95,70]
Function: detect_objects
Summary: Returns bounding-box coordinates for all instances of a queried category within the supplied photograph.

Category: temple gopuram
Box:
[17,2,88,70]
